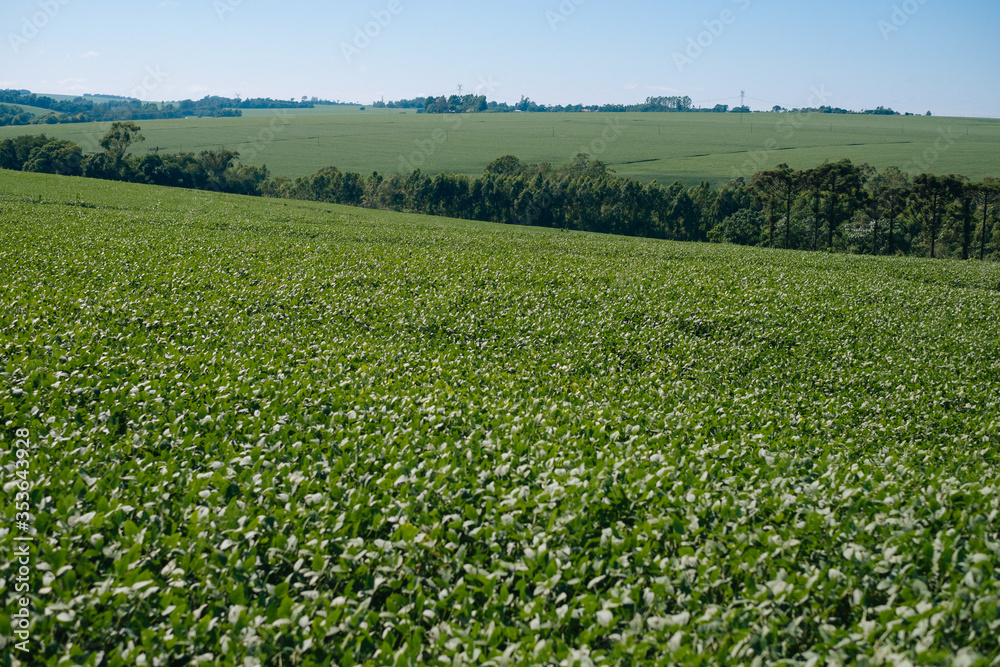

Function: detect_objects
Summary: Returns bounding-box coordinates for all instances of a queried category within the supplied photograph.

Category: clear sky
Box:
[2,0,998,117]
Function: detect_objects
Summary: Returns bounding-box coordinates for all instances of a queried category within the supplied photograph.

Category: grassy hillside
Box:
[1,171,998,665]
[1,111,997,186]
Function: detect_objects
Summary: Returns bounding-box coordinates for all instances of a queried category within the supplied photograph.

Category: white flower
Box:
[596,609,614,627]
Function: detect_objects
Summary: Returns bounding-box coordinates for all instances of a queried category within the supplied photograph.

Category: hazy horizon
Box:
[3,0,999,118]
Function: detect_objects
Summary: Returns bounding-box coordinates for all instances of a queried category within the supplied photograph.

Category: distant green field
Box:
[2,170,999,664]
[1,111,997,186]
[3,103,52,117]
[238,105,412,117]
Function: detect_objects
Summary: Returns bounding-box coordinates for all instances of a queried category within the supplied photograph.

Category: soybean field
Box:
[1,171,999,665]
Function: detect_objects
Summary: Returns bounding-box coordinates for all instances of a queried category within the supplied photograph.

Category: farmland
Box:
[1,109,998,186]
[1,170,1000,665]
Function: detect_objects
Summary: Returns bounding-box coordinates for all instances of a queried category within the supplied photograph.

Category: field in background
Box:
[1,170,998,664]
[5,104,54,116]
[1,110,997,186]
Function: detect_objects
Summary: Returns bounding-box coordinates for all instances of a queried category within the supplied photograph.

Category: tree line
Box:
[375,95,697,114]
[0,91,349,127]
[2,123,997,261]
[373,95,914,116]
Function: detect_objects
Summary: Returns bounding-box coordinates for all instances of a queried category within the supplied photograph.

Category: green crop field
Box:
[1,170,999,664]
[4,105,54,118]
[1,111,998,187]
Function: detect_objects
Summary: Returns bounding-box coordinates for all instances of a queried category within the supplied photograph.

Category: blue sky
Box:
[3,0,998,117]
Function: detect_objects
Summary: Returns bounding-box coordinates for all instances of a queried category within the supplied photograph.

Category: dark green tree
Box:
[0,134,52,171]
[974,178,1000,261]
[99,121,144,168]
[22,139,83,176]
[750,169,781,247]
[669,186,699,241]
[912,174,964,258]
[199,148,240,189]
[688,181,717,242]
[866,166,910,255]
[708,209,764,246]
[957,181,977,260]
[772,164,800,249]
[817,159,865,250]
[484,155,525,177]
[801,166,826,251]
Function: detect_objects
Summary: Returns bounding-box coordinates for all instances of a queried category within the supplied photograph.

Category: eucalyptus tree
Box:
[750,169,781,248]
[99,121,144,169]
